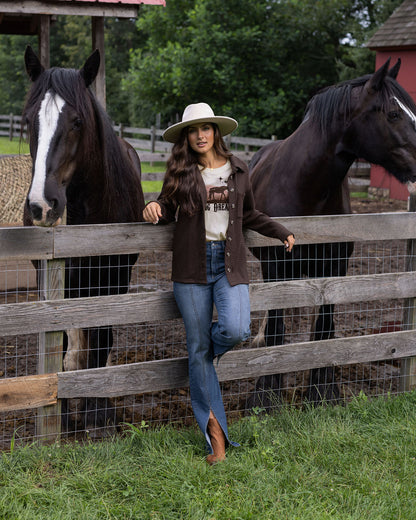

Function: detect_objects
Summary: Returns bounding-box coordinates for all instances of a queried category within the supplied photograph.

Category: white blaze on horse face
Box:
[28,91,66,217]
[393,97,416,193]
[393,96,416,130]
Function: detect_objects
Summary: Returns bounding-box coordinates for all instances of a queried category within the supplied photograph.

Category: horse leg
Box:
[62,328,89,429]
[307,303,340,404]
[247,246,288,412]
[83,326,116,437]
[247,308,285,411]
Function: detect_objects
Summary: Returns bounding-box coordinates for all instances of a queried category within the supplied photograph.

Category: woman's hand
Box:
[143,202,163,224]
[284,234,295,253]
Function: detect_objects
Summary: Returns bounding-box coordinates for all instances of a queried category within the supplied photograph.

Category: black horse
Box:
[23,46,145,432]
[249,59,416,407]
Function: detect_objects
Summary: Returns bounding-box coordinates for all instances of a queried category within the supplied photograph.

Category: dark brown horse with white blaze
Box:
[23,46,145,434]
[249,58,416,408]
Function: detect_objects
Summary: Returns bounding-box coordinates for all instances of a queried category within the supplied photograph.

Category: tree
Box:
[124,0,403,137]
[0,15,140,123]
[0,35,38,116]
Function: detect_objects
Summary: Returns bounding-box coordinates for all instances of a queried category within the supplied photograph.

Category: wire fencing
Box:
[1,208,416,449]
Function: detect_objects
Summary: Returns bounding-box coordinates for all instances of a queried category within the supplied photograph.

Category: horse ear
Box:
[24,45,44,82]
[365,58,391,93]
[388,58,401,80]
[80,49,100,87]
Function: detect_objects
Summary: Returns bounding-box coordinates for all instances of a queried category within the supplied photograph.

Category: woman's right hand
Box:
[143,202,163,224]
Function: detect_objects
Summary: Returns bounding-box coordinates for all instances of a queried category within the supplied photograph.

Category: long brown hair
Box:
[161,123,232,216]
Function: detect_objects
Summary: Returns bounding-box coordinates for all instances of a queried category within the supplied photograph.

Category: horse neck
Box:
[66,151,109,224]
[290,121,355,180]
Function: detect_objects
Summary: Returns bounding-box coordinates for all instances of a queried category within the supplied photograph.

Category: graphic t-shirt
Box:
[200,160,232,241]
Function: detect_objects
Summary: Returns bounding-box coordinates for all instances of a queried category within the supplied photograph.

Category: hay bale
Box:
[0,155,32,225]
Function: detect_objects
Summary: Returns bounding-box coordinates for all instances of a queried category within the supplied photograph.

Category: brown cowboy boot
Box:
[206,412,226,465]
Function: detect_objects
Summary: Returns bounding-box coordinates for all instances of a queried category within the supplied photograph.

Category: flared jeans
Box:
[173,241,251,453]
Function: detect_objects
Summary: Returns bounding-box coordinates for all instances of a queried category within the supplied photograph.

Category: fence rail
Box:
[1,115,370,197]
[0,212,416,427]
[1,113,272,159]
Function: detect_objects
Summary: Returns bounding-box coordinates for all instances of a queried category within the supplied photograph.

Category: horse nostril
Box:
[29,202,43,221]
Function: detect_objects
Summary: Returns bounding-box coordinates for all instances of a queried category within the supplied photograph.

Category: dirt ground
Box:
[0,196,411,446]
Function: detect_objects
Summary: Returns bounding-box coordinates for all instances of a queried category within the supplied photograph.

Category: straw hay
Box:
[0,155,32,225]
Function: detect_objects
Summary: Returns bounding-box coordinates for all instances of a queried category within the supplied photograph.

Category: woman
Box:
[143,103,295,464]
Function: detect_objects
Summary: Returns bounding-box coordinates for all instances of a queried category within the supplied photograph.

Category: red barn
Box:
[368,0,416,200]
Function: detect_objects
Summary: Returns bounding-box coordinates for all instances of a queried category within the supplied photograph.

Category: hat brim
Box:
[162,116,238,143]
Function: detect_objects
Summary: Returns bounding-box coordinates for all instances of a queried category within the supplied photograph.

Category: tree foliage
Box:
[125,0,402,137]
[0,0,403,137]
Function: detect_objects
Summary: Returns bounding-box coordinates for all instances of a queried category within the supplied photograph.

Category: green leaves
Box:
[126,0,402,137]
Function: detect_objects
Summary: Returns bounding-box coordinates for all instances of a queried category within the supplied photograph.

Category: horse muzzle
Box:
[28,201,63,227]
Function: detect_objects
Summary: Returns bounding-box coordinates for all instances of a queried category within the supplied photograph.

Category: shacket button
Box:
[227,267,231,272]
[228,236,232,241]
[230,220,234,225]
[230,188,235,192]
[231,203,235,209]
[226,252,230,257]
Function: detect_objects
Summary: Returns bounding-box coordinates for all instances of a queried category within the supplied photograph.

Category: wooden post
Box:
[39,15,50,69]
[401,192,416,391]
[150,125,156,153]
[36,257,65,443]
[92,16,106,109]
[9,113,13,141]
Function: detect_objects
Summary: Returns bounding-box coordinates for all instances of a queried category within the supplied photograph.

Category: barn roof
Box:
[367,0,416,50]
[0,0,165,34]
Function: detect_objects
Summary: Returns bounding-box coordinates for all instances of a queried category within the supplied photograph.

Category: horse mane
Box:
[303,73,416,135]
[23,67,142,223]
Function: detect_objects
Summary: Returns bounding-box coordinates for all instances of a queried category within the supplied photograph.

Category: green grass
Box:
[1,392,416,519]
[0,136,29,155]
[0,137,163,197]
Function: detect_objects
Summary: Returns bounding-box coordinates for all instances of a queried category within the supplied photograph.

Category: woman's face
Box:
[187,123,215,156]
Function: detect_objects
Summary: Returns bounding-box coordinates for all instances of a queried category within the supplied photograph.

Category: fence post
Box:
[150,125,156,166]
[9,113,13,141]
[401,193,416,391]
[36,256,65,443]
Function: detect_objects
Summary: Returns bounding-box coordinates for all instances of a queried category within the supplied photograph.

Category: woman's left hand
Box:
[284,234,295,253]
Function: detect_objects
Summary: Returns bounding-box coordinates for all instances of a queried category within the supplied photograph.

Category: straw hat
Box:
[162,102,238,143]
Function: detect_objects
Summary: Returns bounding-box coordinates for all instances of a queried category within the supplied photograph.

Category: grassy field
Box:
[0,392,415,519]
[0,136,29,155]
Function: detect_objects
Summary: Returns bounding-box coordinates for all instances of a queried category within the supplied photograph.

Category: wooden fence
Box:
[0,112,271,157]
[1,211,416,442]
[0,113,371,200]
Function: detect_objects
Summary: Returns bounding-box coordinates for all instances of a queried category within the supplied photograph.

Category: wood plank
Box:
[0,1,140,17]
[0,271,415,335]
[0,373,57,412]
[141,172,165,182]
[249,271,416,311]
[0,290,180,335]
[59,358,189,398]
[49,213,416,258]
[0,226,53,260]
[36,258,65,442]
[53,222,175,257]
[244,212,413,247]
[401,193,416,391]
[58,329,416,398]
[1,213,416,260]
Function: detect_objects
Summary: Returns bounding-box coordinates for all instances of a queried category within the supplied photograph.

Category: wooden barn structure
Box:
[368,0,416,201]
[0,0,165,107]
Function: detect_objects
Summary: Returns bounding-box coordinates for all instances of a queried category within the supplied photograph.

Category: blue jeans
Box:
[173,241,250,453]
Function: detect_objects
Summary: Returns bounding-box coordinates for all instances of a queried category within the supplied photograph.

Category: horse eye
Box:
[72,118,82,130]
[388,111,400,121]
